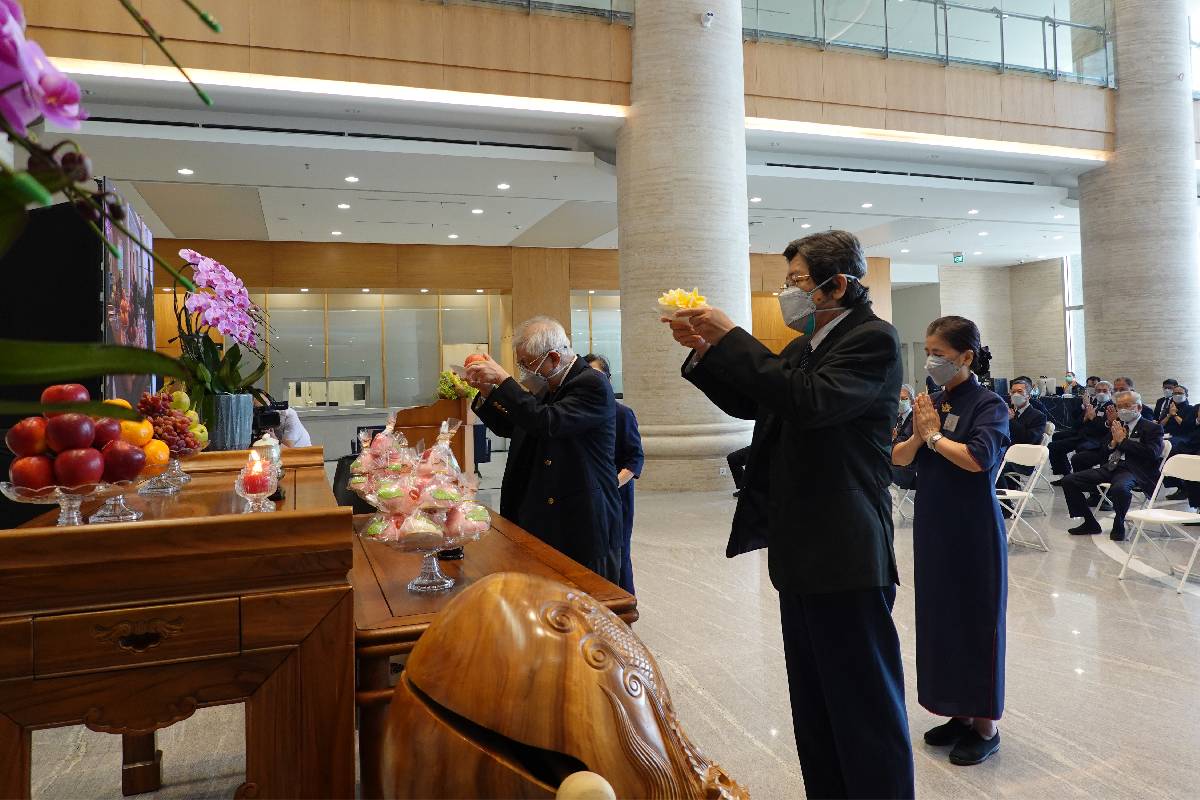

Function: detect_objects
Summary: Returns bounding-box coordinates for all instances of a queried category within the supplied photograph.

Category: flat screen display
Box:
[100,178,157,405]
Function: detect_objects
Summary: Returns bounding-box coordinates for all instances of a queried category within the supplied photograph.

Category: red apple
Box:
[5,416,48,457]
[53,448,104,487]
[40,384,91,416]
[464,353,489,367]
[9,455,54,489]
[101,440,146,483]
[45,413,95,452]
[92,418,122,449]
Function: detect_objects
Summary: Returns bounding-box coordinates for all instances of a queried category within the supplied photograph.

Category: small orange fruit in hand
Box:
[120,418,154,447]
[142,439,169,467]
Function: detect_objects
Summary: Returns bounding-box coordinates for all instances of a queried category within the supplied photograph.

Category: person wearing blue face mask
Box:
[1160,385,1199,503]
[662,230,914,799]
[892,316,1010,767]
[893,384,918,492]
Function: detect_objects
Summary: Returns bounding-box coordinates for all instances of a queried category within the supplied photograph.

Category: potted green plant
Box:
[172,249,268,451]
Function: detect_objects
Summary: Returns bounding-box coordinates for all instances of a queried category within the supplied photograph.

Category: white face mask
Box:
[925,354,964,386]
[1012,393,1029,408]
[518,350,570,394]
[1095,392,1111,404]
[778,275,837,334]
[1173,394,1188,405]
[1117,407,1140,424]
[898,398,912,415]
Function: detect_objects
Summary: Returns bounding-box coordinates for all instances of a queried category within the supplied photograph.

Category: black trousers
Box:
[727,446,751,490]
[1048,433,1080,475]
[1062,466,1138,528]
[779,586,915,799]
[1070,448,1107,476]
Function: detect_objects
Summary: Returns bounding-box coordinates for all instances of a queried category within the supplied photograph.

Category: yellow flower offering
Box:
[658,287,707,310]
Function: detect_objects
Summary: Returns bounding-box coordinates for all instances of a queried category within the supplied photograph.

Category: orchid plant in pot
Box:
[171,249,268,451]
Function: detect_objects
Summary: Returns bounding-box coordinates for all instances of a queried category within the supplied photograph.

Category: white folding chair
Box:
[1097,439,1172,512]
[891,485,915,522]
[995,444,1051,551]
[1034,422,1056,492]
[1119,455,1200,593]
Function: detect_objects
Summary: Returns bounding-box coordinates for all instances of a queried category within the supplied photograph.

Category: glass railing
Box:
[457,0,1112,86]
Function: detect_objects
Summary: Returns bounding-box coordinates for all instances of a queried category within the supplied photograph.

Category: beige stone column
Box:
[618,0,752,491]
[1079,0,1200,391]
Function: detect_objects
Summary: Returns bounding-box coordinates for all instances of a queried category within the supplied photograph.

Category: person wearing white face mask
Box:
[997,379,1048,500]
[1154,379,1181,420]
[892,316,1010,767]
[1160,385,1199,503]
[1056,390,1165,541]
[893,384,918,492]
[662,230,915,799]
[464,316,622,583]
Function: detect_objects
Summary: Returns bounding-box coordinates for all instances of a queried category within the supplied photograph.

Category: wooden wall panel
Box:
[26,0,143,35]
[528,15,612,82]
[270,242,397,287]
[529,75,617,104]
[752,42,824,102]
[609,26,632,84]
[751,252,788,295]
[155,240,275,288]
[142,39,252,74]
[444,5,531,73]
[142,0,252,46]
[347,57,445,90]
[248,48,353,82]
[442,66,531,97]
[248,0,352,55]
[568,249,619,290]
[821,51,886,109]
[28,27,142,64]
[999,73,1057,126]
[348,0,445,64]
[945,67,1005,122]
[751,295,801,354]
[395,245,513,290]
[865,257,892,323]
[511,249,572,337]
[884,59,947,115]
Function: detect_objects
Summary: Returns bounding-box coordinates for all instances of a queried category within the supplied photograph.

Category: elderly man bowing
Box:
[465,316,622,583]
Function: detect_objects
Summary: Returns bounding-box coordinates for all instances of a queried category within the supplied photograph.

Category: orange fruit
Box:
[103,398,132,410]
[120,418,154,447]
[142,439,169,467]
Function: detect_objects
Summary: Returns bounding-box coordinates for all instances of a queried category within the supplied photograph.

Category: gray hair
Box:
[514,316,572,358]
[899,384,914,400]
[1096,381,1113,392]
[1115,390,1142,407]
[1011,378,1032,392]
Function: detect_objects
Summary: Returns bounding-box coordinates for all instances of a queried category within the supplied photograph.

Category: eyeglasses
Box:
[517,349,559,372]
[779,273,812,292]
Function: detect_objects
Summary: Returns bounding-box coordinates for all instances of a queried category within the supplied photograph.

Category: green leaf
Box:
[0,172,53,207]
[236,359,266,393]
[0,198,27,259]
[0,400,142,421]
[0,341,189,386]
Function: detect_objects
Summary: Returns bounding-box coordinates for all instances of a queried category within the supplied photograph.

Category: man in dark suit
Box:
[664,230,914,799]
[999,379,1048,498]
[465,317,622,583]
[1154,378,1180,421]
[1058,390,1165,541]
[1113,376,1156,421]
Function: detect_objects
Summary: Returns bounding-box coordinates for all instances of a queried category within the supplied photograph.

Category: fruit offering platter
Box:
[2,384,169,526]
[351,416,490,593]
[135,389,209,496]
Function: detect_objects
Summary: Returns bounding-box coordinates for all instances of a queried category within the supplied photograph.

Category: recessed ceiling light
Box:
[419,288,429,294]
[800,223,811,229]
[978,231,989,236]
[861,202,873,209]
[448,234,459,239]
[344,176,359,183]
[361,288,370,293]
[471,208,484,214]
[161,287,171,292]
[749,196,762,203]
[177,167,194,175]
[968,209,979,215]
[337,203,350,210]
[475,288,484,294]
[1053,235,1063,240]
[497,183,510,190]
[299,288,309,293]
[973,250,983,255]
[772,292,779,296]
[1054,213,1065,219]
[331,231,342,236]
[900,249,910,253]
[588,290,596,295]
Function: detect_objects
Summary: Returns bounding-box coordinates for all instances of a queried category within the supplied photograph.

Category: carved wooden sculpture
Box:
[380,572,748,799]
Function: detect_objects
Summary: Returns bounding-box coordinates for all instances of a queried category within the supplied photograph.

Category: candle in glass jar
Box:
[243,452,270,495]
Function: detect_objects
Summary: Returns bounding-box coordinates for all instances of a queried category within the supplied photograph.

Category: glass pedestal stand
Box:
[138,470,180,497]
[88,494,142,524]
[408,551,456,593]
[165,457,192,486]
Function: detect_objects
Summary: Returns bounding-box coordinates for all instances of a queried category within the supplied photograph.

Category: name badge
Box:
[943,414,960,433]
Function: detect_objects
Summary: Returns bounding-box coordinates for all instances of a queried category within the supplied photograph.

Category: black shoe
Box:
[924,718,971,746]
[1069,521,1102,535]
[1050,478,1065,486]
[949,730,1000,766]
[1166,489,1189,501]
[1110,522,1126,542]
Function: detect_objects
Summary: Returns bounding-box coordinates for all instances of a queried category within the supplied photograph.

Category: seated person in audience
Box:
[1161,385,1199,502]
[1055,390,1165,542]
[1049,380,1113,476]
[1013,375,1048,414]
[1062,371,1083,396]
[1113,376,1155,420]
[998,379,1048,506]
[1154,378,1180,421]
[892,384,917,491]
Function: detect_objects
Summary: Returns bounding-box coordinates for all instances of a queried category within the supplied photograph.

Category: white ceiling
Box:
[42,66,1105,279]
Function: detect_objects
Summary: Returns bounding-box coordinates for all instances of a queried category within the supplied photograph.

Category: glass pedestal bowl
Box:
[234,466,279,513]
[138,443,206,497]
[358,510,489,593]
[2,481,123,527]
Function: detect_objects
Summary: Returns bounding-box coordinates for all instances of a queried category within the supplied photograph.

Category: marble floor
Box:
[31,464,1200,799]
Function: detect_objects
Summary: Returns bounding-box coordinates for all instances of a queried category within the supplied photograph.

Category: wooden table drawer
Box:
[34,598,240,677]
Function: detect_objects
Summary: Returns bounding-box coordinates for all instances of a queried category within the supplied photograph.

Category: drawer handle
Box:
[94,617,184,653]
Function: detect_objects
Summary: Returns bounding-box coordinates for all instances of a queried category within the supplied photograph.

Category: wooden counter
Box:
[0,448,355,799]
[351,512,637,798]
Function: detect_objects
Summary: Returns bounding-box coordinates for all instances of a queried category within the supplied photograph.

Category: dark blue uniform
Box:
[614,401,644,594]
[913,375,1010,720]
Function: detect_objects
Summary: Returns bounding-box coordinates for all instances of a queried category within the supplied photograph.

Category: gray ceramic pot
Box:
[202,392,253,451]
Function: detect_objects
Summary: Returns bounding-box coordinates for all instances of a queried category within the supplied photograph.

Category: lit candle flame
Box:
[248,450,264,475]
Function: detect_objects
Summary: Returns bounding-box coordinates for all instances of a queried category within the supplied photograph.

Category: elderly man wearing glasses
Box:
[464,315,622,584]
